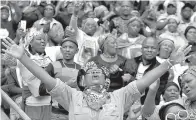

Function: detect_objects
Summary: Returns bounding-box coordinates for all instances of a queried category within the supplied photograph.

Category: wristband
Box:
[166,59,173,68]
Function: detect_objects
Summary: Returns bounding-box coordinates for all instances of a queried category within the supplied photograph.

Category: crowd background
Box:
[1,0,196,120]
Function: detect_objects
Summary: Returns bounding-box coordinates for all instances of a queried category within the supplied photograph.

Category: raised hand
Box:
[65,26,75,37]
[2,37,25,59]
[73,2,84,16]
[169,45,192,65]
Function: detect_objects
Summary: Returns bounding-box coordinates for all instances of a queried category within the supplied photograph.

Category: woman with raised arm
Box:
[2,37,191,120]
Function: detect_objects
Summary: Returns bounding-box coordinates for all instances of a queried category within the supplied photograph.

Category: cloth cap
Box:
[61,36,78,47]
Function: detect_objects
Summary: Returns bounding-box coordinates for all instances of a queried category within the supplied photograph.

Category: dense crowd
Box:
[1,0,196,120]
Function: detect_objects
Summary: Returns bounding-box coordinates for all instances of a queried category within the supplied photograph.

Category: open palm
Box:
[2,37,25,59]
[169,45,192,65]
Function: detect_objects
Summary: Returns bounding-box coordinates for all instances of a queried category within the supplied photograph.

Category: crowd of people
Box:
[1,0,196,120]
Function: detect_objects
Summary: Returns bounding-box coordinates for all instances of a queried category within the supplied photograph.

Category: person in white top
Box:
[70,2,105,66]
[17,28,62,120]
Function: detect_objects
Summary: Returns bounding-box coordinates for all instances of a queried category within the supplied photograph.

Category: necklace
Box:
[102,53,117,58]
[62,60,77,71]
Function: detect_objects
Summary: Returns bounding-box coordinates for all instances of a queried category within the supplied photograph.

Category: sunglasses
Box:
[165,110,191,120]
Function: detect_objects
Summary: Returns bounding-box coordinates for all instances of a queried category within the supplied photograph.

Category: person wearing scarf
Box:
[2,33,192,120]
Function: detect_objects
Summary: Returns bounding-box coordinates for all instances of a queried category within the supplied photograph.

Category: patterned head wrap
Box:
[24,27,47,48]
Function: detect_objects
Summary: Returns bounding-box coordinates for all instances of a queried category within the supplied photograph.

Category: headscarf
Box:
[0,5,11,21]
[98,33,117,53]
[127,16,144,27]
[167,15,180,24]
[181,66,196,78]
[24,27,47,48]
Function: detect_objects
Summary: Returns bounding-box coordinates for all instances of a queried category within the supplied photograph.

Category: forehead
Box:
[62,41,77,47]
[45,5,53,9]
[188,28,196,32]
[1,8,9,12]
[182,73,196,82]
[168,18,178,23]
[129,20,141,26]
[33,34,45,39]
[121,1,131,6]
[142,38,158,47]
[166,85,179,90]
[167,106,184,114]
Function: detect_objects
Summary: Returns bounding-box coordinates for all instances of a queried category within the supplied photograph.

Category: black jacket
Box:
[124,56,169,105]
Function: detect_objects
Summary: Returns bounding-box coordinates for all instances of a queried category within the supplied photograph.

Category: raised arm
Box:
[70,2,83,34]
[135,45,192,93]
[2,37,56,91]
[142,79,160,118]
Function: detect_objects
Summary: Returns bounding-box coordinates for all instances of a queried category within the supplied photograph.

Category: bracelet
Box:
[166,59,173,68]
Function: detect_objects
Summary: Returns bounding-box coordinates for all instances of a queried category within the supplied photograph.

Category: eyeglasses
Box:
[86,68,103,75]
[165,110,189,120]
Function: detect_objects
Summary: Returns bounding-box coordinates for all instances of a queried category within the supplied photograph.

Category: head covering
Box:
[1,5,9,11]
[94,5,108,18]
[158,38,175,48]
[167,1,177,7]
[98,33,116,52]
[24,27,46,48]
[167,15,180,24]
[61,36,78,47]
[82,18,98,30]
[127,16,144,27]
[184,25,196,39]
[181,66,196,78]
[162,82,180,95]
[82,61,110,77]
[44,3,56,16]
[0,5,11,21]
[159,102,185,120]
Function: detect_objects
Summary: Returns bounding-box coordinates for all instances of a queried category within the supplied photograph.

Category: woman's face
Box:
[30,34,46,54]
[84,68,106,87]
[104,37,117,56]
[67,2,74,14]
[165,106,187,120]
[186,28,196,43]
[159,41,174,59]
[168,19,178,33]
[128,20,141,37]
[181,73,196,101]
[163,86,180,102]
[1,8,9,20]
[44,5,54,18]
[83,20,97,36]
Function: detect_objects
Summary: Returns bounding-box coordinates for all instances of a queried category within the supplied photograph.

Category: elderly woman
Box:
[117,17,146,59]
[88,34,127,92]
[70,3,105,66]
[32,4,64,46]
[2,33,191,120]
[159,15,187,49]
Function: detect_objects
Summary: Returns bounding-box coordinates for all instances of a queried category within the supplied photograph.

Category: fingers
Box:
[2,38,12,47]
[2,41,10,49]
[6,37,15,44]
[183,45,192,56]
[2,49,12,55]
